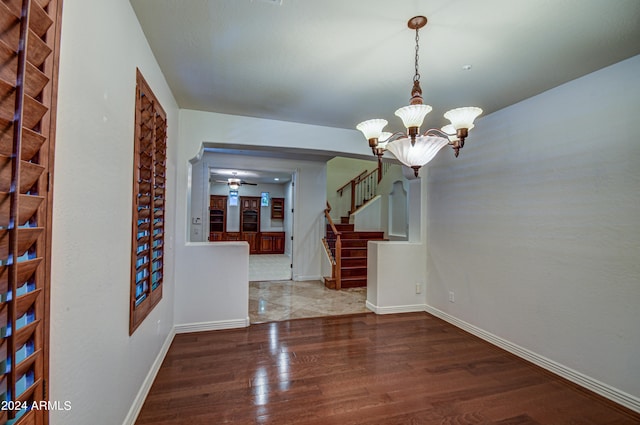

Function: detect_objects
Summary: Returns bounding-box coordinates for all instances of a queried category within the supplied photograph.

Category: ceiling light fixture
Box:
[357,16,482,177]
[228,178,241,191]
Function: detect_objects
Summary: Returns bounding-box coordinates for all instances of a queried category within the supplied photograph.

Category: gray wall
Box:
[426,55,640,401]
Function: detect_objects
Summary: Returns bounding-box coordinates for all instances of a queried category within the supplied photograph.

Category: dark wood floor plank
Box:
[135,312,640,425]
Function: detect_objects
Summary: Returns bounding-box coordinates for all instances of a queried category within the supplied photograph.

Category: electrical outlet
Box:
[449,291,455,303]
[415,282,422,294]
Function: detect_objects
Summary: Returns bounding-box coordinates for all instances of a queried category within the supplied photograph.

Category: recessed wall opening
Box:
[208,166,295,282]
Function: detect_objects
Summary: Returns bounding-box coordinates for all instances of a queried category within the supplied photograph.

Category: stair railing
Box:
[352,168,379,213]
[337,169,367,215]
[323,202,341,290]
[337,162,392,216]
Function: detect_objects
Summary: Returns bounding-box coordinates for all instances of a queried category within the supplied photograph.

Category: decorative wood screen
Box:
[130,69,166,335]
[0,0,63,423]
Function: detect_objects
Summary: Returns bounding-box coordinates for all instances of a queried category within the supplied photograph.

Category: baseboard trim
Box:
[294,275,323,282]
[424,305,640,413]
[366,300,426,315]
[122,327,176,425]
[174,317,250,334]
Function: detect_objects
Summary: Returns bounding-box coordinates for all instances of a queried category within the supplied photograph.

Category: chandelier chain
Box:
[414,27,420,83]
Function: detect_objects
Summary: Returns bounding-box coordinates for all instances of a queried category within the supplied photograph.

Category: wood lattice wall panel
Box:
[130,70,167,335]
[0,0,63,423]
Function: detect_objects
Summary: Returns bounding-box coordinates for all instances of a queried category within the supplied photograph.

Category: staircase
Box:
[324,222,385,289]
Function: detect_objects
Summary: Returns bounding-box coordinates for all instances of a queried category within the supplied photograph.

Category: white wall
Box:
[365,169,426,313]
[351,195,382,231]
[174,242,249,328]
[367,241,426,313]
[51,1,179,424]
[388,180,408,239]
[370,164,407,239]
[426,55,640,408]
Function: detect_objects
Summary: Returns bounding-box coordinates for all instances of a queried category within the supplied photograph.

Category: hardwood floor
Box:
[136,312,640,424]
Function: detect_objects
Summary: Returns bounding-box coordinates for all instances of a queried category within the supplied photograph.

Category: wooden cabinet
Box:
[209,196,284,254]
[240,196,260,233]
[209,195,227,241]
[242,232,259,254]
[209,232,225,241]
[240,197,260,253]
[225,232,241,241]
[271,197,285,220]
[241,196,260,211]
[260,232,285,254]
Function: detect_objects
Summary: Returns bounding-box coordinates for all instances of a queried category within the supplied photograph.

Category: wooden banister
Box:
[323,204,341,290]
[337,169,368,195]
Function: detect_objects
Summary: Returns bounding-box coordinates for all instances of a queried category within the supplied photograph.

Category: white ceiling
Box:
[130,0,640,133]
[209,167,292,185]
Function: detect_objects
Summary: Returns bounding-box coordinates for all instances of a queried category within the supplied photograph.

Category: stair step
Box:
[341,266,367,277]
[324,277,337,289]
[340,277,367,288]
[332,231,384,240]
[328,223,354,232]
[327,240,372,249]
[340,247,368,257]
[326,235,384,243]
[341,256,366,267]
[339,239,368,248]
[345,239,384,247]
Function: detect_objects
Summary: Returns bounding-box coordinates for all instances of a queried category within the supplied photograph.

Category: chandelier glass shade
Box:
[385,135,450,175]
[395,104,432,128]
[356,16,482,177]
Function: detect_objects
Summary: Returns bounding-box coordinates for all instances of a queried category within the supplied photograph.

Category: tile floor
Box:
[248,254,369,324]
[249,254,292,281]
[249,280,368,324]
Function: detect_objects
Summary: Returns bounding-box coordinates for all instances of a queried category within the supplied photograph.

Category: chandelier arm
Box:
[384,131,410,144]
[422,128,453,140]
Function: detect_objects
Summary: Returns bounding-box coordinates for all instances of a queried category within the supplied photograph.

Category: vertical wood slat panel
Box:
[130,70,167,335]
[1,0,62,423]
[7,2,33,421]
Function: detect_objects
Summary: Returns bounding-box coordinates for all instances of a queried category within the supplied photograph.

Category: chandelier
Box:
[356,16,482,177]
